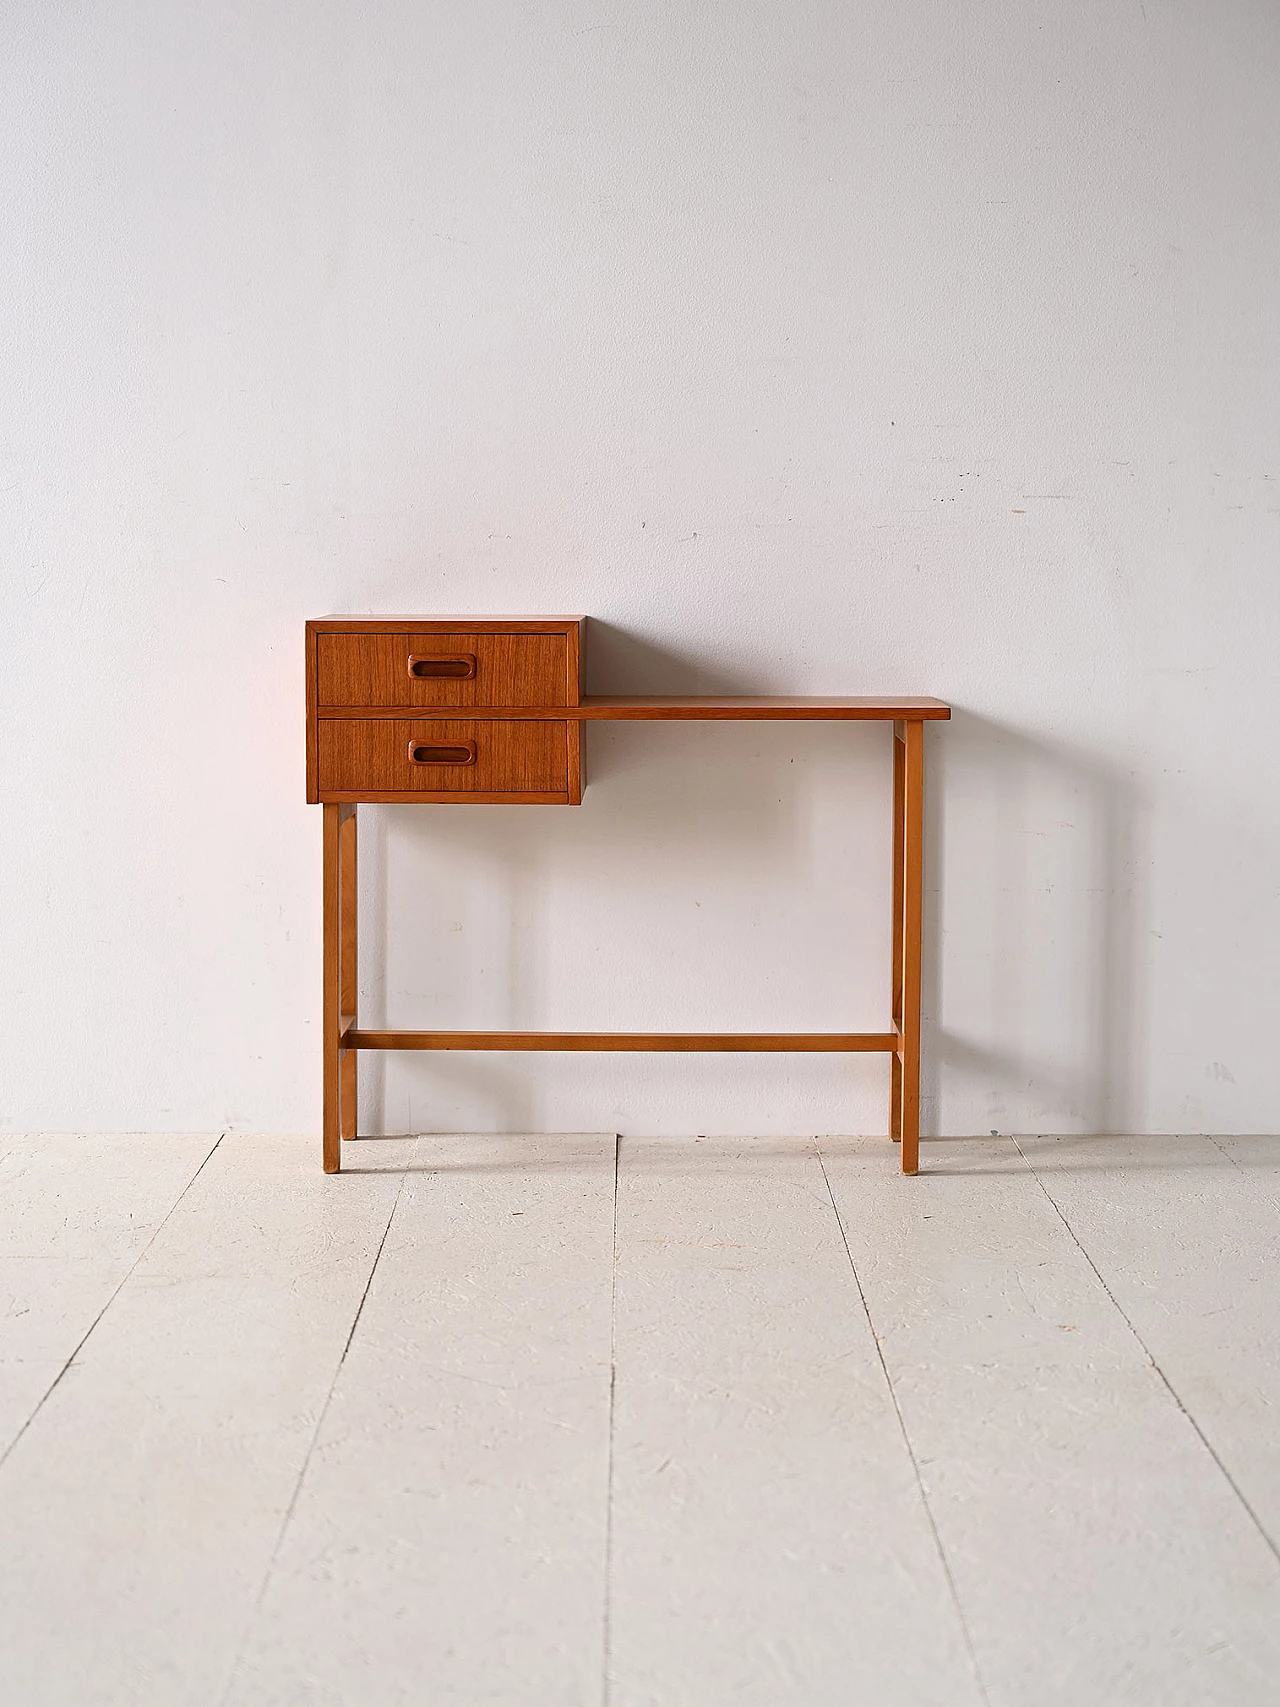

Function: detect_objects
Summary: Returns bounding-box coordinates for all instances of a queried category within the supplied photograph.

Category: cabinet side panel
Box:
[566,620,583,706]
[567,722,582,803]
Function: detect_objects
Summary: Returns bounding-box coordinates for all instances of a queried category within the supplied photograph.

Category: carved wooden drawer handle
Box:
[407,654,477,679]
[407,740,477,766]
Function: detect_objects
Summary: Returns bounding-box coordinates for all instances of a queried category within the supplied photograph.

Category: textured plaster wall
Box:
[2,1,1278,1135]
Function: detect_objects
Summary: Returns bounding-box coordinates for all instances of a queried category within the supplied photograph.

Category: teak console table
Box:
[306,617,950,1175]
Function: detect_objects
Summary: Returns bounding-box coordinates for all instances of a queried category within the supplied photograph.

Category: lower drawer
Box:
[317,718,572,801]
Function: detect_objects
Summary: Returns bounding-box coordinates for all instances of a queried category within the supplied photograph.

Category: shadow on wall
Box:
[349,635,1150,1140]
[582,619,759,697]
[927,712,1150,1137]
[575,619,763,791]
[352,623,896,1138]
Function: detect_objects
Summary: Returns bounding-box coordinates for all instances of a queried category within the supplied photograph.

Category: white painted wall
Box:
[3,1,1277,1138]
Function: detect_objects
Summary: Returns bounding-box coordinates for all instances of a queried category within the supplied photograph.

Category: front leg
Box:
[898,721,924,1175]
[340,805,358,1141]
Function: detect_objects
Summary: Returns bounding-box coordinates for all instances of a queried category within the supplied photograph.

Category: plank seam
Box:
[814,1140,992,1707]
[1206,1133,1248,1175]
[216,1146,414,1707]
[601,1133,621,1707]
[0,1129,228,1474]
[1012,1135,1280,1574]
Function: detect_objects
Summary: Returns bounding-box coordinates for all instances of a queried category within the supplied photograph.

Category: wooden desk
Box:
[306,617,950,1175]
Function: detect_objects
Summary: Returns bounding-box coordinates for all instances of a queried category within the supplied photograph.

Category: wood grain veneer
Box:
[321,803,343,1172]
[317,631,573,710]
[307,615,947,1176]
[314,696,952,722]
[346,1031,901,1053]
[318,718,570,797]
[896,719,925,1176]
[575,696,952,719]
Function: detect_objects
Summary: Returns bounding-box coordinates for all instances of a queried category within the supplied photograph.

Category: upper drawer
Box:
[317,631,571,709]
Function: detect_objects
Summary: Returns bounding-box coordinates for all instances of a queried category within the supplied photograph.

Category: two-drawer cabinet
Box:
[305,617,585,804]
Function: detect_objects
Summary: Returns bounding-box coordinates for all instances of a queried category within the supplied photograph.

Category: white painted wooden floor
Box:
[2,1134,1280,1706]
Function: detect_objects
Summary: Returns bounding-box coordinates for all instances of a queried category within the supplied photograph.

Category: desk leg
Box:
[898,721,924,1175]
[890,724,905,1146]
[340,807,358,1142]
[322,803,344,1174]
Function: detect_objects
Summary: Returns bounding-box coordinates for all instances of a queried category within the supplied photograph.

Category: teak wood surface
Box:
[310,617,947,1174]
[346,1031,901,1053]
[318,717,571,798]
[314,697,949,723]
[317,631,575,709]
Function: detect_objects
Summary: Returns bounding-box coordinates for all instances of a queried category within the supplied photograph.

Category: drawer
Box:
[317,631,570,709]
[317,718,572,800]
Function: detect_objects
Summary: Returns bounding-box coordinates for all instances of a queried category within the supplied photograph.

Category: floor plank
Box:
[608,1135,983,1707]
[1215,1134,1280,1183]
[6,1131,1280,1706]
[0,1133,216,1459]
[822,1135,1280,1707]
[223,1133,617,1707]
[0,1133,412,1707]
[1017,1133,1280,1560]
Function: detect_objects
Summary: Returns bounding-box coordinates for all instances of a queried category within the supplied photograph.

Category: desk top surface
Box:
[309,615,585,632]
[577,696,950,719]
